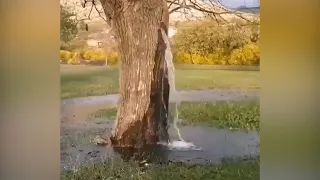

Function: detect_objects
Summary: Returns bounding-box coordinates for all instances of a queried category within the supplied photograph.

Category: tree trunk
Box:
[101,0,170,147]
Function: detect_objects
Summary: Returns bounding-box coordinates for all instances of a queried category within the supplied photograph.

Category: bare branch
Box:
[169,6,184,14]
[81,0,109,23]
[92,0,108,22]
[166,0,260,25]
[167,0,179,9]
[88,2,94,19]
[79,0,259,29]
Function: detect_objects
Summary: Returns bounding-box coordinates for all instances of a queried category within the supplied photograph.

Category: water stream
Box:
[161,29,200,150]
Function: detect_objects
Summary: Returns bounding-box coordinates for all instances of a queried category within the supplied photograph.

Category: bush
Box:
[83,50,107,65]
[173,20,260,65]
[83,50,94,60]
[107,52,120,65]
[83,50,105,60]
[175,49,228,65]
[68,52,81,65]
[229,43,260,65]
[60,49,120,66]
[60,50,72,63]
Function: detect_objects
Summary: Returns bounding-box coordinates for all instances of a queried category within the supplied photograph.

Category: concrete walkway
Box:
[62,89,260,108]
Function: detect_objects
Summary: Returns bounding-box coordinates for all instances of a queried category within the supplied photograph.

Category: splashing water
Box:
[160,29,202,151]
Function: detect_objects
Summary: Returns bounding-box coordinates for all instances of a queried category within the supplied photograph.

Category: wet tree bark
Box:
[100,0,170,147]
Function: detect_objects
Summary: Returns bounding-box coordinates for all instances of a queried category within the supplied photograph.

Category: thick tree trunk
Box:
[101,0,170,147]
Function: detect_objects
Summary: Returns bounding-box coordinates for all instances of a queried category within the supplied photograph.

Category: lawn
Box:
[61,157,259,180]
[178,102,260,131]
[89,101,260,131]
[60,64,259,99]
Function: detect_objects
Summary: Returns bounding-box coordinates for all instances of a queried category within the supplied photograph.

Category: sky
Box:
[219,0,260,8]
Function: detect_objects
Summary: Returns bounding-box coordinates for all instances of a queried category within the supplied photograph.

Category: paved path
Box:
[61,89,259,123]
[62,89,259,108]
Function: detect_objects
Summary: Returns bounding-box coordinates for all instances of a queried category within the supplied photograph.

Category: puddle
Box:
[61,120,259,172]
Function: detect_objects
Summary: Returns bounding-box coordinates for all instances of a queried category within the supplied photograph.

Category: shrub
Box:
[82,50,120,65]
[174,23,254,55]
[61,49,120,66]
[175,51,192,64]
[83,50,107,65]
[173,20,260,65]
[76,48,87,60]
[60,50,72,63]
[107,52,119,65]
[175,49,228,65]
[83,50,95,60]
[67,52,81,65]
[229,43,260,65]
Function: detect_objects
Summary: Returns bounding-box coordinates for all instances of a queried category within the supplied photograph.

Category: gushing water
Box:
[161,29,201,151]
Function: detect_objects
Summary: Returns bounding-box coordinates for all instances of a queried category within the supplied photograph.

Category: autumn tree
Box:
[81,0,259,147]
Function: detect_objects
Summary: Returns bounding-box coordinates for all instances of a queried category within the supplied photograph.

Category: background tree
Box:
[60,5,78,43]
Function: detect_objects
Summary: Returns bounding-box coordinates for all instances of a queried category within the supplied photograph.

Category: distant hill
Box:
[233,6,260,14]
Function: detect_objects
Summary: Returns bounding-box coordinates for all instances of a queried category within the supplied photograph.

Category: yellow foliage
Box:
[81,49,120,65]
[60,48,120,66]
[67,52,81,65]
[83,50,107,62]
[173,20,260,66]
[60,50,72,63]
[107,52,119,65]
[175,51,191,64]
[229,43,260,65]
[175,50,228,65]
[175,44,259,66]
[83,50,95,61]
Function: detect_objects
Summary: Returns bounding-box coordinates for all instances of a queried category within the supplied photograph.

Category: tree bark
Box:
[100,0,170,147]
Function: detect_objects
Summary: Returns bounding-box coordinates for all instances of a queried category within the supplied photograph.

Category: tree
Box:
[93,0,171,147]
[60,5,78,43]
[81,0,259,148]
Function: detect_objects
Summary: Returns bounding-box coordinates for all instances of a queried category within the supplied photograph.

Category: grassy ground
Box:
[62,157,259,180]
[60,64,259,99]
[90,101,260,131]
[179,102,259,131]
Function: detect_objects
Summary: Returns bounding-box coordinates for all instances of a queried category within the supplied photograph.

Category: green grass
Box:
[174,64,259,71]
[61,158,259,180]
[61,66,119,99]
[89,101,259,131]
[179,102,260,131]
[60,64,259,99]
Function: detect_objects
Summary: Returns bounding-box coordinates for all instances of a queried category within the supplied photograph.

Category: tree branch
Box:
[79,0,259,28]
[81,0,109,23]
[166,0,260,25]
